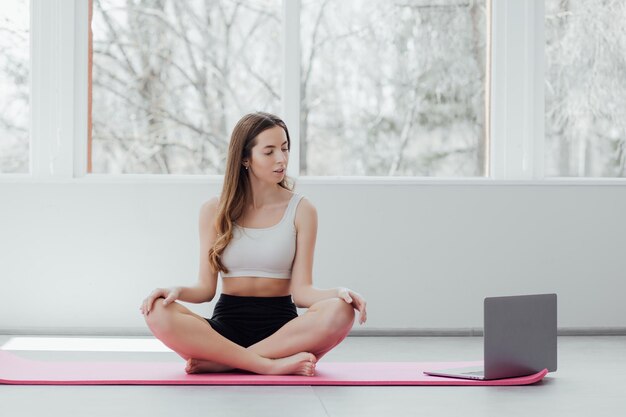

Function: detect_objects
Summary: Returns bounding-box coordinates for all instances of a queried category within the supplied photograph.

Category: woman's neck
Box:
[247,183,285,210]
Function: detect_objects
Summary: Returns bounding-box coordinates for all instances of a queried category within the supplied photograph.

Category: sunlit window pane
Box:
[545,0,626,177]
[301,0,487,176]
[0,0,29,174]
[91,0,281,174]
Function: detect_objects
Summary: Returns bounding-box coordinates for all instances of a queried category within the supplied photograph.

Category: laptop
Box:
[424,293,557,380]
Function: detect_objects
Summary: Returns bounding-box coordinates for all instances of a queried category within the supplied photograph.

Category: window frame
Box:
[1,0,624,185]
[490,0,545,180]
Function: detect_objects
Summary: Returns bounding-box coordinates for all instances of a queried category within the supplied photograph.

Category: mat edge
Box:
[0,369,548,386]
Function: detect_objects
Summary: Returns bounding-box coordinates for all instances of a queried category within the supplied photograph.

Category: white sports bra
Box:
[220,192,304,279]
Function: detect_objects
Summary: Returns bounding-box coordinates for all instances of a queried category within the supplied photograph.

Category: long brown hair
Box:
[208,112,295,274]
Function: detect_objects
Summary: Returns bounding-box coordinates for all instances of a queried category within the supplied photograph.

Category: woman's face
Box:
[245,126,289,183]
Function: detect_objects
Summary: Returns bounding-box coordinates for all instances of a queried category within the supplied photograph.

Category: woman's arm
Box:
[176,285,214,304]
[190,197,220,303]
[142,199,219,314]
[290,198,368,324]
[288,199,343,305]
[289,198,322,308]
[293,285,341,308]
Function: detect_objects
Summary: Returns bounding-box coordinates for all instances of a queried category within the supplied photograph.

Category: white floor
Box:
[1,335,624,417]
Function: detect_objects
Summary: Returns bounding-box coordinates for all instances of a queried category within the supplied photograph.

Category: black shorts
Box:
[204,293,298,348]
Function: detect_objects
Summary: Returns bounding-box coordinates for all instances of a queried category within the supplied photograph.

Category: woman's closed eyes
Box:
[265,149,289,156]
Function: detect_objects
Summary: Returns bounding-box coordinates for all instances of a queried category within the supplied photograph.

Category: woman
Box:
[140,112,367,376]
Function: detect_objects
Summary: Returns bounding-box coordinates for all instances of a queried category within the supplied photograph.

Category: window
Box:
[90,0,282,174]
[545,0,626,177]
[90,0,487,176]
[5,1,623,181]
[301,0,488,176]
[0,0,29,174]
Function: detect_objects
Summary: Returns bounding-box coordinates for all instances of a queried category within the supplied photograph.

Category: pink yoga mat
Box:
[0,351,548,386]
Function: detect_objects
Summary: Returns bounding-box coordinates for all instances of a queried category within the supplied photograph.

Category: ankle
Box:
[257,357,274,374]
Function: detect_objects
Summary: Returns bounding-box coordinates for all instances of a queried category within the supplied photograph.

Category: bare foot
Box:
[265,352,317,376]
[185,358,234,374]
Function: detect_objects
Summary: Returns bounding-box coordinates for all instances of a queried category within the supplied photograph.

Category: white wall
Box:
[1,179,624,335]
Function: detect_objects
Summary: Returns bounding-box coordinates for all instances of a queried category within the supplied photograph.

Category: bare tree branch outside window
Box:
[0,0,29,174]
[91,0,281,174]
[545,0,626,177]
[4,1,625,178]
[300,0,487,176]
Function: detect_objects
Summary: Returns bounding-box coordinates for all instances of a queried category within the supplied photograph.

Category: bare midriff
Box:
[221,276,292,297]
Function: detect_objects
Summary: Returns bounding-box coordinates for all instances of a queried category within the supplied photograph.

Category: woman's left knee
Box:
[320,298,355,335]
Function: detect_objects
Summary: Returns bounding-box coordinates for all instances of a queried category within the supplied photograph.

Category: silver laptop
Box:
[424,293,557,380]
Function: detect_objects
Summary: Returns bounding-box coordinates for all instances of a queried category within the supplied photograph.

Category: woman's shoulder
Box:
[200,196,220,216]
[293,193,317,228]
[289,191,313,208]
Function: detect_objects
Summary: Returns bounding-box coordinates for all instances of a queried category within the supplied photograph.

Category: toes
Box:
[185,359,196,374]
[303,362,316,376]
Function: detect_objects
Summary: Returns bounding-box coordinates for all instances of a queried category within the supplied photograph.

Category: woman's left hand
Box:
[338,288,367,325]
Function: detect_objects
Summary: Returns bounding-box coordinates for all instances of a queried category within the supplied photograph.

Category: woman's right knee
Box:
[145,298,176,333]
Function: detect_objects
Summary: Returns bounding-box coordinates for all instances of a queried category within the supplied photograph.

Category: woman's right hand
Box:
[140,287,181,316]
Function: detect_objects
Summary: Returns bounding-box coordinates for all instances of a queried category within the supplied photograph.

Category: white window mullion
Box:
[529,0,545,180]
[281,0,301,178]
[74,0,89,178]
[490,0,545,180]
[30,0,76,179]
[29,0,48,177]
